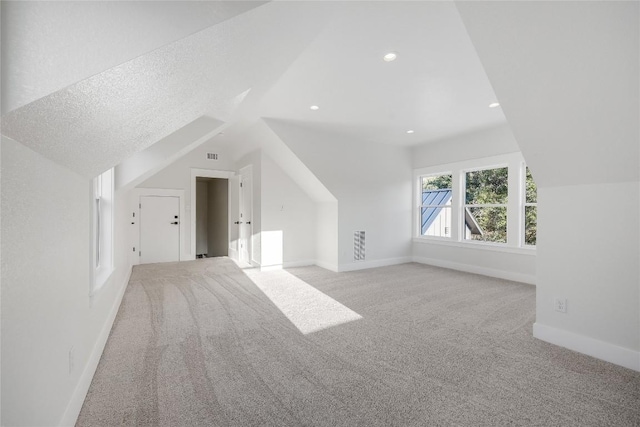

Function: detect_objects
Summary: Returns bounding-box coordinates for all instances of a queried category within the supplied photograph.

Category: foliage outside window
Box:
[464,167,508,243]
[524,167,537,246]
[420,174,452,238]
[415,156,536,251]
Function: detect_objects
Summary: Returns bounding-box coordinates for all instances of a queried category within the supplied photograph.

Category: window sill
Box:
[91,267,114,298]
[412,237,536,255]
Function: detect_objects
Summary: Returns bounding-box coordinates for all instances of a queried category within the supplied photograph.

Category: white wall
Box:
[115,116,225,191]
[228,120,337,269]
[413,243,535,285]
[412,123,519,168]
[265,119,413,271]
[1,137,132,426]
[261,154,316,267]
[457,1,639,370]
[137,140,235,259]
[316,201,338,271]
[535,182,639,369]
[411,124,536,284]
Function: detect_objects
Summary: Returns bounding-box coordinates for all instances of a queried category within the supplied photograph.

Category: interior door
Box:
[140,196,180,264]
[239,171,253,265]
[228,176,240,260]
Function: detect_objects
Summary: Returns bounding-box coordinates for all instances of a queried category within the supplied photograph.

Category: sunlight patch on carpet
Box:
[244,269,362,334]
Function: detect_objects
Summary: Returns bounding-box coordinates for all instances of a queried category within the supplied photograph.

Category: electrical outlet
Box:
[69,346,75,374]
[554,298,567,313]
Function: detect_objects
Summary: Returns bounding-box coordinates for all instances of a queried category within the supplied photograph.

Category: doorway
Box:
[139,195,180,264]
[195,178,229,258]
[238,168,253,265]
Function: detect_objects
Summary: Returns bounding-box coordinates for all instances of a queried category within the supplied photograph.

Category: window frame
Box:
[91,168,114,295]
[413,153,535,253]
[462,164,509,244]
[418,172,454,240]
[522,164,538,247]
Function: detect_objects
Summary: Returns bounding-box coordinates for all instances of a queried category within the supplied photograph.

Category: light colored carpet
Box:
[77,258,640,426]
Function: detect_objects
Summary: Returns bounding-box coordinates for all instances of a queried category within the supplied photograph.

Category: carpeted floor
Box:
[77,258,640,426]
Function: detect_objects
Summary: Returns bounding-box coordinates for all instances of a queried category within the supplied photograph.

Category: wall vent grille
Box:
[206,153,218,160]
[354,231,365,261]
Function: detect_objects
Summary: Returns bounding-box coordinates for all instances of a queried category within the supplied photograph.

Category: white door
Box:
[228,176,240,260]
[239,171,253,265]
[140,196,180,264]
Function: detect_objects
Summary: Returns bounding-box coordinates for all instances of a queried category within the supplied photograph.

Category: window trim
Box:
[413,153,536,252]
[462,164,509,243]
[418,172,453,239]
[91,168,114,296]
[522,164,538,247]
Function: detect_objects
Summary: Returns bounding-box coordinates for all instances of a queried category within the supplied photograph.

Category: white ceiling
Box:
[1,1,506,177]
[1,2,334,178]
[1,1,267,113]
[259,2,506,146]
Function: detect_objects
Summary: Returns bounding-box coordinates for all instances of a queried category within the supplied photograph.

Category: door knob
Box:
[170,221,179,225]
[246,221,251,225]
[234,221,243,224]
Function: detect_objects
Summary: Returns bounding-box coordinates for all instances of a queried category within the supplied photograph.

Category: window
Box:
[414,153,536,252]
[464,167,508,243]
[420,174,452,238]
[524,167,537,246]
[92,168,114,293]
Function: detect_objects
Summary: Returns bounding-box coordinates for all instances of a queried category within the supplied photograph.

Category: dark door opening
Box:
[195,177,229,258]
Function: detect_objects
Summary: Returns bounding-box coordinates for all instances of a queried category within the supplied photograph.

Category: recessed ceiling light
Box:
[489,102,500,108]
[310,105,319,110]
[383,52,397,62]
[406,130,414,134]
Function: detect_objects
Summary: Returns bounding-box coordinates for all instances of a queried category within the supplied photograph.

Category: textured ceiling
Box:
[2,1,507,179]
[1,0,267,113]
[1,2,333,178]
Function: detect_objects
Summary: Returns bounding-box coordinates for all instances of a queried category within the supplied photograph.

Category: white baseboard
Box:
[283,259,316,268]
[259,260,315,271]
[533,322,640,372]
[338,257,412,273]
[228,247,238,262]
[412,256,536,285]
[59,264,133,426]
[315,260,339,272]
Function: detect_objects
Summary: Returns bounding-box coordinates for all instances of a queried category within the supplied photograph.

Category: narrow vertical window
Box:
[464,167,508,243]
[420,174,452,238]
[94,175,102,267]
[92,168,114,293]
[524,167,537,246]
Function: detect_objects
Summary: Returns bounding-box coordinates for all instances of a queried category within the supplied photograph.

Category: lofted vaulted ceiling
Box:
[1,1,506,178]
[260,1,506,146]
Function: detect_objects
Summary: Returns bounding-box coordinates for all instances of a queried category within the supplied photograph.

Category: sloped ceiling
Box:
[456,1,639,187]
[259,1,506,146]
[2,1,510,181]
[1,0,267,113]
[1,2,335,178]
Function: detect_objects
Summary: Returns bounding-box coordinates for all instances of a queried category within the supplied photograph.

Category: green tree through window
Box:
[422,174,452,191]
[465,167,508,243]
[524,167,537,245]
